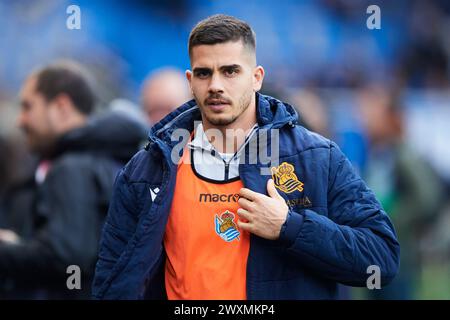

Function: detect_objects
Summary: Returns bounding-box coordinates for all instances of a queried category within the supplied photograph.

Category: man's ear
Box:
[253,66,265,92]
[51,93,74,117]
[186,70,192,84]
[185,70,193,95]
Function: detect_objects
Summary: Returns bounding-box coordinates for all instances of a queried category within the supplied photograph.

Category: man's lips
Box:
[208,103,229,111]
[205,99,230,111]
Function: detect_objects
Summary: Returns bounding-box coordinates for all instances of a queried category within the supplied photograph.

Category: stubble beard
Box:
[196,90,253,127]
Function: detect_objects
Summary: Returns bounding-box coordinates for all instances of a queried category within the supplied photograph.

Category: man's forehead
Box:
[190,41,253,67]
[20,76,37,97]
[23,75,38,91]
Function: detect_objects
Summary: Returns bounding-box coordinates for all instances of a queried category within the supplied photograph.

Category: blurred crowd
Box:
[0,0,449,299]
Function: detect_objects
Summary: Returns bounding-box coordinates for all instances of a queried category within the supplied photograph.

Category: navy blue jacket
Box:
[92,93,400,299]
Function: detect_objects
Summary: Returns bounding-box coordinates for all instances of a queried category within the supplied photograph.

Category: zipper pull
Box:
[224,162,230,180]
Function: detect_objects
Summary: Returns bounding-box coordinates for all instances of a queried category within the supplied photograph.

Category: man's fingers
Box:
[238,197,254,210]
[237,220,253,233]
[239,187,258,201]
[0,229,20,244]
[267,178,281,199]
[237,208,252,222]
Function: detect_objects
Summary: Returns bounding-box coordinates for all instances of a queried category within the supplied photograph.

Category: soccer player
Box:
[93,14,399,299]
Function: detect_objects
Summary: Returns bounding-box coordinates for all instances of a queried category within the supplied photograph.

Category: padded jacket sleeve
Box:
[0,156,104,286]
[91,164,140,299]
[279,142,400,286]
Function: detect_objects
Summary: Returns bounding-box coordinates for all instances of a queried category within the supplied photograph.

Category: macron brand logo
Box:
[199,193,240,203]
[149,187,160,201]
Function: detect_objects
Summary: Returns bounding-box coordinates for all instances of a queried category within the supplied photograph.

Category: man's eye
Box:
[21,102,31,112]
[195,71,210,78]
[224,69,238,76]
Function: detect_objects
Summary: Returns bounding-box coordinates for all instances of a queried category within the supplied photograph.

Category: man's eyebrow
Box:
[219,64,241,71]
[192,67,212,73]
[192,65,242,73]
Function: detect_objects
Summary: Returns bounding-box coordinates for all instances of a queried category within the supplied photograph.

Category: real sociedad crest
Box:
[215,210,240,242]
[271,162,304,194]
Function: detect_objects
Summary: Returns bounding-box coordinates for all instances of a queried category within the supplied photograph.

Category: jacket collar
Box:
[148,92,299,150]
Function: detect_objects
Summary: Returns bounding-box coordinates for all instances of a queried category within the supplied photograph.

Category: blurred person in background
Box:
[0,136,20,202]
[290,88,330,138]
[0,133,36,241]
[0,61,146,299]
[358,85,445,299]
[141,67,192,126]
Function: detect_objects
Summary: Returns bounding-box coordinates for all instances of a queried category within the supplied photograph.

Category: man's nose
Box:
[16,112,26,129]
[208,73,224,94]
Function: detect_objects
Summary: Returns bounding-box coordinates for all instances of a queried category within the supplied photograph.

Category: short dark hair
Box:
[188,14,256,58]
[33,61,96,115]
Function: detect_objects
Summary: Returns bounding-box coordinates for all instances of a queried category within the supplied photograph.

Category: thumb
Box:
[267,179,282,199]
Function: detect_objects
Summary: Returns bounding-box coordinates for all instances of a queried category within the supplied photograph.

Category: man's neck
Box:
[203,123,257,154]
[57,113,88,135]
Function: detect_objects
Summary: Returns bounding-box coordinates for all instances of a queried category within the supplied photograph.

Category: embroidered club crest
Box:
[215,210,240,242]
[271,162,304,194]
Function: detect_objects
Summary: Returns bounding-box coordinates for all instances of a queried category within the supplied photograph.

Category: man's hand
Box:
[237,179,289,240]
[0,229,20,244]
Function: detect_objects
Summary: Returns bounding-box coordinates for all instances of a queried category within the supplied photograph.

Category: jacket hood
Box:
[51,111,147,163]
[148,92,299,147]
